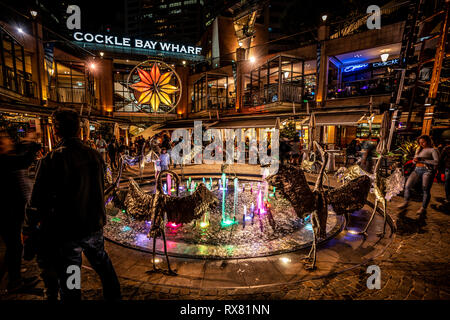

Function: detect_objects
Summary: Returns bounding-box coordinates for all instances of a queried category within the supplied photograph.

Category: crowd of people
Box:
[0,109,449,300]
[80,132,178,175]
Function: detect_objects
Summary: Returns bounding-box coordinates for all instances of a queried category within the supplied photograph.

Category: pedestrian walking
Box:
[95,134,107,162]
[0,130,40,293]
[360,137,378,173]
[398,135,440,219]
[25,109,121,301]
[107,138,118,170]
[159,148,170,171]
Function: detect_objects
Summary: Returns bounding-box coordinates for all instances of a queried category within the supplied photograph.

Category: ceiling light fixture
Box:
[380,53,389,62]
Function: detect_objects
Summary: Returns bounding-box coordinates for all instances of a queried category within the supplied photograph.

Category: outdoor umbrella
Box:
[376,111,389,155]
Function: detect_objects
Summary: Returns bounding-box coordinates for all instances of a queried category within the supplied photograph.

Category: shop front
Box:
[314,113,366,149]
[327,44,401,100]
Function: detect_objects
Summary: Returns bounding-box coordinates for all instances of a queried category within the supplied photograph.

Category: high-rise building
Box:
[124,0,205,45]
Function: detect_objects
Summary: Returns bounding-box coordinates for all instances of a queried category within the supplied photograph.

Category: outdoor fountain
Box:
[104,168,345,259]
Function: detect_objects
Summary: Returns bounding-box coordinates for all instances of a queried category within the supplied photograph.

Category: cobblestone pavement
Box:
[1,165,449,300]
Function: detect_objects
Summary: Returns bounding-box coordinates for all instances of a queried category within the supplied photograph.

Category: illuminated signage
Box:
[372,58,399,68]
[73,32,202,56]
[343,63,369,73]
[127,60,182,114]
[342,58,399,73]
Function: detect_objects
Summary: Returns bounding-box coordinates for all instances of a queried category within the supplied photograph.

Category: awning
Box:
[357,114,384,124]
[158,120,211,130]
[0,102,131,124]
[315,113,365,126]
[209,118,280,129]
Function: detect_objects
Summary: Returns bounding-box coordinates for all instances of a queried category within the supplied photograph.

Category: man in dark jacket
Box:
[107,138,118,170]
[0,130,40,293]
[26,109,121,301]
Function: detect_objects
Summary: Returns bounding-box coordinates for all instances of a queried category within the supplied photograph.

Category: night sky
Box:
[0,0,395,43]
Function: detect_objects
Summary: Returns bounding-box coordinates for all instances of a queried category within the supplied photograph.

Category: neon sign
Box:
[73,32,202,56]
[343,63,369,73]
[372,58,399,68]
[342,58,399,72]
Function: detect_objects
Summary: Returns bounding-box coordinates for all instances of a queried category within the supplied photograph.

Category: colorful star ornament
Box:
[129,62,180,112]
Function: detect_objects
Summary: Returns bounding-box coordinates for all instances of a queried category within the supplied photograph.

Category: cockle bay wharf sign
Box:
[72,32,204,61]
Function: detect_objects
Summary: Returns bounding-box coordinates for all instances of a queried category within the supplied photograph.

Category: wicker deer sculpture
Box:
[335,156,403,237]
[111,170,219,275]
[266,142,371,269]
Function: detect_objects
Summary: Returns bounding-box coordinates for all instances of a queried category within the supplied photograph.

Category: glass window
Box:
[193,74,234,113]
[114,71,138,113]
[1,31,29,95]
[53,61,89,104]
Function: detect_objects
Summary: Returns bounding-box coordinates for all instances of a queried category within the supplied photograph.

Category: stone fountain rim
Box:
[105,172,394,260]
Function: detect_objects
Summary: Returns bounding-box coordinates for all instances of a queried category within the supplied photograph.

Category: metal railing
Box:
[243,83,304,107]
[48,86,96,105]
[327,76,395,99]
[0,65,37,98]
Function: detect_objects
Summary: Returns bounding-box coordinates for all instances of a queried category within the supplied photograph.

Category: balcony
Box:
[327,76,395,100]
[47,60,96,107]
[192,72,236,112]
[243,55,316,109]
[48,86,95,105]
[0,65,37,99]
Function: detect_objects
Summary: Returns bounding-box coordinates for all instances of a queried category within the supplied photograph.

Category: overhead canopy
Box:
[315,113,365,126]
[209,118,281,129]
[357,114,384,124]
[158,121,198,130]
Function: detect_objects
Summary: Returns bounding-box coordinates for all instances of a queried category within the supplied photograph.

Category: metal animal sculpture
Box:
[266,142,371,270]
[335,157,404,237]
[119,170,219,275]
[300,146,330,189]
